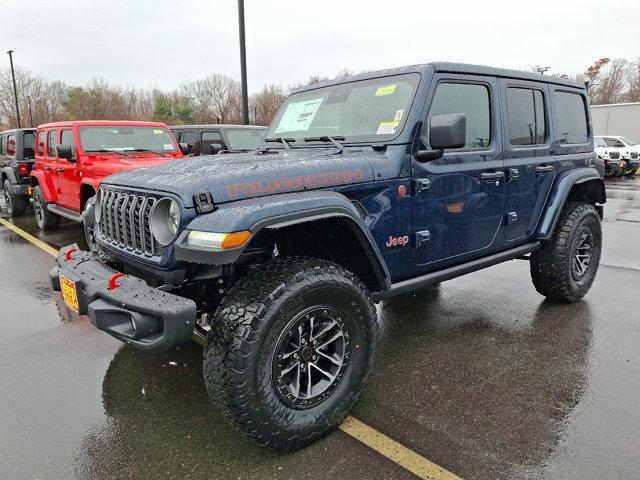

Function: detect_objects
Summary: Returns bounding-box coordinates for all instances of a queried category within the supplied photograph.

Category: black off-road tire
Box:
[203,256,378,451]
[32,185,60,231]
[530,202,602,302]
[3,179,27,217]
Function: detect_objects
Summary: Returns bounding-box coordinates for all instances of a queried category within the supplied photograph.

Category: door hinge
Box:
[507,168,519,183]
[413,178,431,195]
[506,212,518,226]
[415,230,431,248]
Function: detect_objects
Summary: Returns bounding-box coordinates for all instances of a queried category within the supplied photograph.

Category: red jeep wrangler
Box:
[30,121,186,239]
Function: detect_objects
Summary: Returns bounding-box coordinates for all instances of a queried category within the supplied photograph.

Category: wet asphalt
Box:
[1,176,639,480]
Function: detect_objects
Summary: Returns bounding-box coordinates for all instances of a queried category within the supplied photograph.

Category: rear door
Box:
[412,74,506,267]
[500,80,555,241]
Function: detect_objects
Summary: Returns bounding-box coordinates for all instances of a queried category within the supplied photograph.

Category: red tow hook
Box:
[107,272,125,290]
[64,246,77,261]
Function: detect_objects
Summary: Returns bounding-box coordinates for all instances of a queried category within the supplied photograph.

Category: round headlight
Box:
[150,198,181,246]
[168,200,179,235]
[94,189,102,223]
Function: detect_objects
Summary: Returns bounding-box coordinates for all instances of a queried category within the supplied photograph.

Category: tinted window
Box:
[506,88,546,145]
[225,129,265,150]
[554,91,588,144]
[23,131,35,158]
[36,131,46,157]
[428,82,491,149]
[180,131,198,148]
[201,131,225,155]
[47,130,59,157]
[6,134,16,157]
[603,137,625,148]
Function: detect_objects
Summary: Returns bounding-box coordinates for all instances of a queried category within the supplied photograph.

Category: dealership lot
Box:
[1,176,639,480]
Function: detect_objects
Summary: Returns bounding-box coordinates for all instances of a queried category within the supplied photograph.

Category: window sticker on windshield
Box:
[275,98,324,133]
[376,121,399,135]
[153,129,163,135]
[375,85,397,96]
[163,144,173,150]
[394,109,404,122]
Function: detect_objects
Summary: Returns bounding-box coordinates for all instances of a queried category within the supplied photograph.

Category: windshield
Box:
[79,126,177,154]
[225,129,266,150]
[594,137,607,147]
[265,73,421,144]
[621,137,638,146]
[23,131,35,158]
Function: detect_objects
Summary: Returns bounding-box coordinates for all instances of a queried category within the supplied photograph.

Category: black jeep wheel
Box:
[32,185,60,231]
[530,202,602,302]
[203,256,378,450]
[3,179,27,217]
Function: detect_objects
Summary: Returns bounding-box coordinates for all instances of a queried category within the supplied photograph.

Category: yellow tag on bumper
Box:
[60,274,79,311]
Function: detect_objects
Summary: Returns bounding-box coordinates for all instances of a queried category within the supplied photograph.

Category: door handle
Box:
[44,166,52,171]
[55,168,64,173]
[535,165,554,174]
[480,171,505,181]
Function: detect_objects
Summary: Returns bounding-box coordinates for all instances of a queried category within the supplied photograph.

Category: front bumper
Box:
[50,244,197,353]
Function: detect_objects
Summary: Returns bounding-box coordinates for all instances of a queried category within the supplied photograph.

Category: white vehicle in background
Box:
[594,136,625,177]
[598,135,640,176]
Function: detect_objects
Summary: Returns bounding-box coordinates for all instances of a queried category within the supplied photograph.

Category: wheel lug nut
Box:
[293,353,299,359]
[312,355,317,361]
[301,363,306,370]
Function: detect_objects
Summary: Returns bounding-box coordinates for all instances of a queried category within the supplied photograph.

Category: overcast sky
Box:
[4,0,640,92]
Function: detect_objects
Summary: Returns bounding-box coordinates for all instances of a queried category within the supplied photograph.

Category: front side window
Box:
[36,131,45,157]
[23,131,35,158]
[47,130,59,157]
[554,91,588,144]
[506,87,546,146]
[79,126,177,154]
[267,73,420,144]
[201,131,224,154]
[428,82,491,149]
[225,129,265,150]
[179,131,198,149]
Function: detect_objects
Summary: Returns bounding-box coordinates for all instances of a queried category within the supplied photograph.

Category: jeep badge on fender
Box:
[50,62,604,451]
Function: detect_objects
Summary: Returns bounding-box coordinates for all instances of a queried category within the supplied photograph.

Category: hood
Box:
[102,148,376,207]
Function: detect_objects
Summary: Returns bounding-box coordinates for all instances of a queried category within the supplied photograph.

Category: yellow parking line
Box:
[0,217,461,480]
[340,416,461,480]
[0,218,57,257]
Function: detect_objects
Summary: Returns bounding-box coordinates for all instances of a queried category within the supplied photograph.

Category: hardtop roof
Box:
[36,120,170,129]
[170,124,267,130]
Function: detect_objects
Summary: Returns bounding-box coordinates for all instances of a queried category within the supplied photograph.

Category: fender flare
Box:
[174,190,391,291]
[30,170,55,202]
[536,167,606,240]
[0,166,18,187]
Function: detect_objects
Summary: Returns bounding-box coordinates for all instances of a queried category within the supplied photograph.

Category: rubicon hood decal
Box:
[102,149,376,207]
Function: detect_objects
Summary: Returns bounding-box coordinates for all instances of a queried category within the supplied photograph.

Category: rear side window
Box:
[180,131,198,148]
[6,134,16,157]
[23,131,35,158]
[554,91,588,144]
[47,130,59,157]
[0,136,5,156]
[428,82,491,149]
[60,130,74,146]
[506,87,546,146]
[36,131,46,157]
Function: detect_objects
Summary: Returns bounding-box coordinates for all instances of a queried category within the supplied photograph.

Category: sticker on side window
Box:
[275,98,323,133]
[376,121,399,135]
[394,109,404,122]
[375,85,397,96]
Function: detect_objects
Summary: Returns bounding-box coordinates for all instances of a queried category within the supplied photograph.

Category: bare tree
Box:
[250,84,286,125]
[180,74,241,124]
[584,58,628,105]
[626,58,640,103]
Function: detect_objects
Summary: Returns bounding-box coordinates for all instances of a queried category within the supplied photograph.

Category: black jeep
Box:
[0,128,36,217]
[51,63,605,450]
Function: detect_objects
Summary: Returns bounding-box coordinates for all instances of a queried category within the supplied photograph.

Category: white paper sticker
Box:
[163,144,174,150]
[275,98,324,133]
[394,109,404,122]
[376,121,399,135]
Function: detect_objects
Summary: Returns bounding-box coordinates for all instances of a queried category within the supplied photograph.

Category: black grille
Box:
[631,152,639,160]
[609,151,620,160]
[99,188,165,257]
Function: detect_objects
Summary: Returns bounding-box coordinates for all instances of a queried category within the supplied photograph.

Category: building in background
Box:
[591,102,640,140]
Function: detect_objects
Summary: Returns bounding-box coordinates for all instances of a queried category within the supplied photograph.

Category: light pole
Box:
[238,0,249,125]
[7,50,21,128]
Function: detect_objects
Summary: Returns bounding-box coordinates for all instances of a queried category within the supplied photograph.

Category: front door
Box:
[412,75,505,267]
[56,129,81,210]
[500,80,555,241]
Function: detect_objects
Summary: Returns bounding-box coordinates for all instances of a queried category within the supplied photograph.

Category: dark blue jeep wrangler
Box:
[51,63,605,450]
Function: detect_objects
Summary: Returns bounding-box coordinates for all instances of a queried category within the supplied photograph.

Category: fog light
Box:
[186,230,251,250]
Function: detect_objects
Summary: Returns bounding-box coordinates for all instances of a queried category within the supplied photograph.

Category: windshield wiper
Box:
[129,148,167,157]
[303,136,345,154]
[263,137,295,149]
[85,149,131,157]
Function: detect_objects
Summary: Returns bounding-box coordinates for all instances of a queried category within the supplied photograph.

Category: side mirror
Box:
[178,142,191,155]
[416,113,467,163]
[56,144,75,162]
